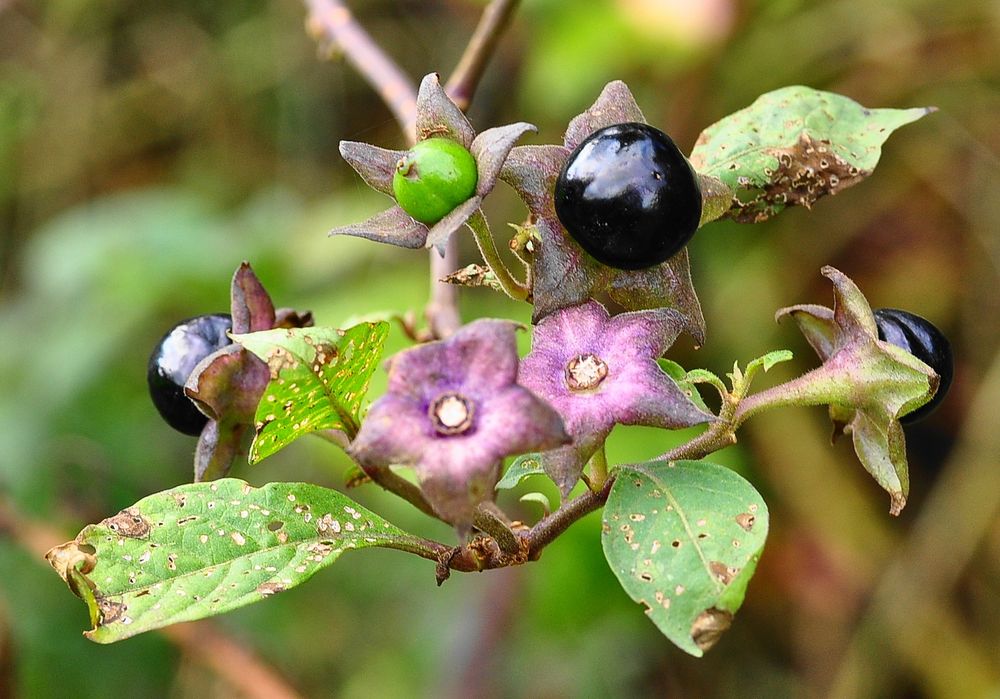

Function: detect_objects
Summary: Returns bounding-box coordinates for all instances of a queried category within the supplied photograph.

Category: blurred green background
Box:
[1,0,999,697]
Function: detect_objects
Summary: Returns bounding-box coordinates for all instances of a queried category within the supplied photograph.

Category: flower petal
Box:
[329,206,428,249]
[386,319,522,399]
[610,360,716,429]
[479,386,570,459]
[471,122,537,197]
[339,141,406,198]
[416,447,501,531]
[564,80,647,151]
[415,73,476,147]
[348,393,432,470]
[602,308,686,362]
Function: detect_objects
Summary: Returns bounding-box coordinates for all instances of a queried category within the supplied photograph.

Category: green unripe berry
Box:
[392,137,478,225]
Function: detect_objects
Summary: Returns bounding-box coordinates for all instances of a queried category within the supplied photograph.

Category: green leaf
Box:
[602,460,768,656]
[519,492,552,514]
[46,479,419,643]
[690,86,934,223]
[495,454,547,491]
[233,322,389,463]
[658,359,712,414]
[741,349,794,389]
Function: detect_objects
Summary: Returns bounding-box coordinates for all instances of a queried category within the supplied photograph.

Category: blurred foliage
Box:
[1,0,999,697]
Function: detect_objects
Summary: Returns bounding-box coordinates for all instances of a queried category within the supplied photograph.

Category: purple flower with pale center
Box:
[519,300,716,495]
[349,319,570,531]
[330,73,535,252]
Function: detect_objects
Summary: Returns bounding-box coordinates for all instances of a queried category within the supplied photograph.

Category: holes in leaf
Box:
[267,520,285,532]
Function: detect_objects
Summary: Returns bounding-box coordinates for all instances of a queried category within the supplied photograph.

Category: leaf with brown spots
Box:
[690,86,934,223]
[45,479,420,643]
[601,460,768,656]
[233,322,389,463]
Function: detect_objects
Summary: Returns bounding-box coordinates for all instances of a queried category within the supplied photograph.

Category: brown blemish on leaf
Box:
[264,346,297,379]
[691,607,733,653]
[95,596,126,625]
[735,512,756,531]
[709,560,739,585]
[256,581,286,597]
[102,508,151,539]
[730,133,868,223]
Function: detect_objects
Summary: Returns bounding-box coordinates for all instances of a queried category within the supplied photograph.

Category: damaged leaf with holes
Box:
[602,460,768,657]
[45,479,422,643]
[233,321,389,463]
[689,86,934,223]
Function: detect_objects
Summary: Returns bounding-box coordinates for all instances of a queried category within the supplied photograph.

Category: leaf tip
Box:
[889,491,906,517]
[690,607,732,654]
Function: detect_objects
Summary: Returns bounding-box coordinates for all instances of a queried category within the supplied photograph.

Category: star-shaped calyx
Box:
[185,263,313,482]
[500,81,712,342]
[348,319,569,533]
[518,300,716,496]
[330,73,535,252]
[775,266,939,514]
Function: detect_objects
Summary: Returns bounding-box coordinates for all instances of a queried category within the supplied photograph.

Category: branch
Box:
[303,0,418,140]
[445,0,521,111]
[427,242,463,339]
[427,0,523,338]
[524,479,613,558]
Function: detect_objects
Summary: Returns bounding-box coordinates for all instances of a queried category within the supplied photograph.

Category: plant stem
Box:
[427,241,463,338]
[445,0,521,111]
[733,363,850,425]
[302,0,418,139]
[466,210,529,301]
[524,479,614,558]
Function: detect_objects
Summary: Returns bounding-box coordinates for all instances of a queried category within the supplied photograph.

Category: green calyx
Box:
[393,137,478,225]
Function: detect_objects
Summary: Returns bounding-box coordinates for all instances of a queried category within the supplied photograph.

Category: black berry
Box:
[554,122,702,270]
[147,314,233,435]
[873,308,954,423]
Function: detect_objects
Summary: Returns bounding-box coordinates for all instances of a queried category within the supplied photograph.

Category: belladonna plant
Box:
[46,2,949,660]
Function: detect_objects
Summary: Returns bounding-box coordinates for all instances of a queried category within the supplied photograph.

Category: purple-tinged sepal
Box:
[775,266,939,514]
[501,81,705,342]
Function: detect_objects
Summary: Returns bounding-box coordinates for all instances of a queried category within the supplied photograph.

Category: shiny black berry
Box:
[873,308,954,423]
[554,122,702,270]
[147,314,233,435]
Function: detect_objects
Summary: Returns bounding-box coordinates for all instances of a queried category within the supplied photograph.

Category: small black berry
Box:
[554,122,702,270]
[873,308,954,423]
[147,314,233,435]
